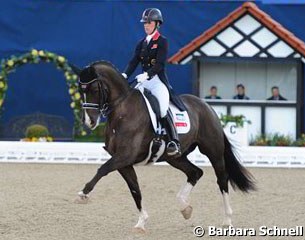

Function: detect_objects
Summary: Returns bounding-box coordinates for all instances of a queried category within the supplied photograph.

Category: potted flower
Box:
[21,124,53,142]
[250,133,293,147]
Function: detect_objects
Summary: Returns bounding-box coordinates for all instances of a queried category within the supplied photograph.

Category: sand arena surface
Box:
[0,163,304,240]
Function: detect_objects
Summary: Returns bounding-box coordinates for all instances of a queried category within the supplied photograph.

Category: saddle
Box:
[137,86,191,135]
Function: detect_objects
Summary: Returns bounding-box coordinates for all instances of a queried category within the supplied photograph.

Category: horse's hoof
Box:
[74,192,89,204]
[74,195,89,204]
[222,223,233,228]
[132,227,147,234]
[181,205,193,220]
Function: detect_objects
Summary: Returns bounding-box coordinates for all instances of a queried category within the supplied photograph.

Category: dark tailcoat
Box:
[124,32,185,111]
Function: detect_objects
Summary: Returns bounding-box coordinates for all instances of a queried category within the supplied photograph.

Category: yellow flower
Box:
[70,102,75,108]
[0,99,3,106]
[81,131,87,136]
[72,74,78,80]
[74,92,81,100]
[22,59,27,63]
[7,60,14,67]
[47,52,54,58]
[47,137,53,142]
[0,82,5,89]
[31,137,38,142]
[38,50,45,56]
[65,72,71,80]
[69,88,75,95]
[31,49,38,56]
[57,56,66,63]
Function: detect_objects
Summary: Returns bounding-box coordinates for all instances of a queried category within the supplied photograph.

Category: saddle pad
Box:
[136,86,190,134]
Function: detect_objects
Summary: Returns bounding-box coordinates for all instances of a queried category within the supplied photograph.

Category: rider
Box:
[122,8,181,157]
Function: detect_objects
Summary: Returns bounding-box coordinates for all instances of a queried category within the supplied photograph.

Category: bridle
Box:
[78,75,132,117]
[78,76,110,117]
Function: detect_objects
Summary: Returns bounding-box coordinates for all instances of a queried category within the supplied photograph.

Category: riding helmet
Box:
[140,8,163,24]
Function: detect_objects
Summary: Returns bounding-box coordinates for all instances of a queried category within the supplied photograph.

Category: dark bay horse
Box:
[74,61,255,232]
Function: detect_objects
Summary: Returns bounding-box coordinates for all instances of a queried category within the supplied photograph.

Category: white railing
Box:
[0,141,305,168]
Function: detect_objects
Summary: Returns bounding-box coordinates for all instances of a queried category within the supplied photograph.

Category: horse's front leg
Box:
[118,165,148,233]
[75,156,128,203]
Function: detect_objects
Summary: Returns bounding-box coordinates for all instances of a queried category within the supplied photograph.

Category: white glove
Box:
[121,73,127,79]
[136,72,148,83]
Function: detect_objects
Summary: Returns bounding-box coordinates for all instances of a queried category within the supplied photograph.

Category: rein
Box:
[79,77,133,117]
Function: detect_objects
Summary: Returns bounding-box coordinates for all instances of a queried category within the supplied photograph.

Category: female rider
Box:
[122,8,181,157]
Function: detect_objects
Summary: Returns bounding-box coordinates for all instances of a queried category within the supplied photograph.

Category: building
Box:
[169,2,305,140]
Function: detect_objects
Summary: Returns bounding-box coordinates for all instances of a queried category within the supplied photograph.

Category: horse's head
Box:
[72,61,130,130]
[77,65,108,130]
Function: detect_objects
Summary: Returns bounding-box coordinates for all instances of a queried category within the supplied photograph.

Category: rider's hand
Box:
[136,72,148,83]
[121,73,127,79]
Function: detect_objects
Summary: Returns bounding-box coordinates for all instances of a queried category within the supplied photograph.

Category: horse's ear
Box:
[80,66,98,83]
[69,63,82,76]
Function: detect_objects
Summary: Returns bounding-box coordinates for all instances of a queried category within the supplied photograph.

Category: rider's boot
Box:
[161,113,181,157]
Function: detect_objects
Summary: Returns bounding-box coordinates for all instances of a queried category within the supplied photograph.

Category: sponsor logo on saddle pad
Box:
[173,111,189,133]
[175,113,185,121]
[175,113,188,127]
[176,122,187,127]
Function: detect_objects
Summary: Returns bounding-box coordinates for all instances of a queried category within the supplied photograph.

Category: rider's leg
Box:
[144,76,181,157]
[160,112,181,157]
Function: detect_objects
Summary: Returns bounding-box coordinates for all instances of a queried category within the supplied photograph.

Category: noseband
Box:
[78,77,110,117]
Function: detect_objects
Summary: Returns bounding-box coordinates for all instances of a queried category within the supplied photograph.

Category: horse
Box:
[73,60,256,232]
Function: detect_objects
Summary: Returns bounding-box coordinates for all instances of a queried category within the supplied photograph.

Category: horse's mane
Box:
[79,60,127,86]
[91,60,123,77]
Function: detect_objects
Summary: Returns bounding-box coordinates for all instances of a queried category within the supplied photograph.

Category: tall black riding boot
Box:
[161,114,181,157]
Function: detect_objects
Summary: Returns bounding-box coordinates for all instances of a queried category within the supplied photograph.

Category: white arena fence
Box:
[0,141,305,168]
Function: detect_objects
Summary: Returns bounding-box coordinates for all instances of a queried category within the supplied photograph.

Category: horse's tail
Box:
[223,133,256,192]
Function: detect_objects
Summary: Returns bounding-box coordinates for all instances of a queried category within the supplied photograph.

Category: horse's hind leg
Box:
[167,154,203,220]
[199,145,232,226]
[118,165,148,233]
[214,162,232,227]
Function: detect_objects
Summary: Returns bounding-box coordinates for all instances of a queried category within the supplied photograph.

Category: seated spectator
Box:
[233,84,250,100]
[205,86,221,99]
[267,86,287,101]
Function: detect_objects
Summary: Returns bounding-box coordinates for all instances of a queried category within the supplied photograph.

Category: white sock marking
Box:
[177,182,193,211]
[134,209,149,230]
[222,192,233,226]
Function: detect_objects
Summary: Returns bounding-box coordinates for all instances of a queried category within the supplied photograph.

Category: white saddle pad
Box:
[136,87,190,134]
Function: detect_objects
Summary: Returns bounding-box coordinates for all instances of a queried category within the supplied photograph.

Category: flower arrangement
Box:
[250,133,293,146]
[21,124,53,142]
[293,134,305,147]
[0,49,85,136]
[220,114,251,128]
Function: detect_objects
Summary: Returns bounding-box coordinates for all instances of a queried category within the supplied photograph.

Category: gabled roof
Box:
[168,2,305,64]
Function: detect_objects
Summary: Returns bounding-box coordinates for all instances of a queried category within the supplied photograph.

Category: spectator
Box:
[233,84,250,100]
[205,86,221,99]
[267,86,287,101]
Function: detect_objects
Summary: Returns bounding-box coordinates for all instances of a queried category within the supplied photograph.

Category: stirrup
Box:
[166,141,181,157]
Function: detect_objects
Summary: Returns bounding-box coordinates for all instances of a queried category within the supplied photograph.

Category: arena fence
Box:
[0,141,304,168]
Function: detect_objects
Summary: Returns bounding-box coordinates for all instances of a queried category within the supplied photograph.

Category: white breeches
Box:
[141,75,169,118]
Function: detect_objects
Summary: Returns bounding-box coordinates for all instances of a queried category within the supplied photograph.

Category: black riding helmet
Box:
[140,8,163,25]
